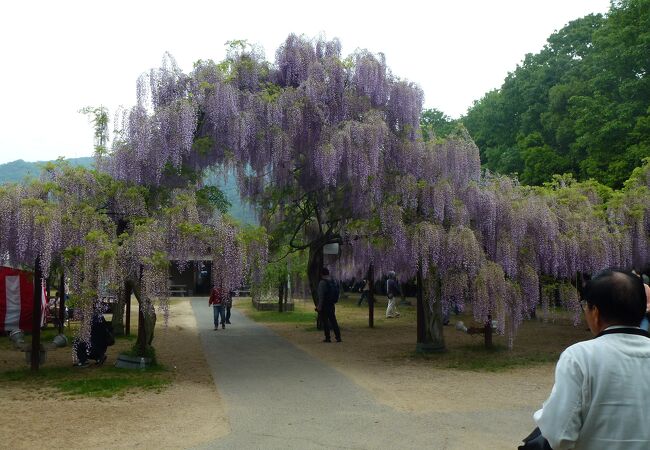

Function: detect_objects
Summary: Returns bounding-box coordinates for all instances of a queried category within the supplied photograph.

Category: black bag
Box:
[325,279,340,304]
[518,427,552,450]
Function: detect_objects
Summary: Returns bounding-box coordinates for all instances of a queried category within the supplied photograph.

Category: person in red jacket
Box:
[209,284,226,330]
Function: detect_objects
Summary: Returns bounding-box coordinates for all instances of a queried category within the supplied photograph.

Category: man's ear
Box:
[591,305,604,330]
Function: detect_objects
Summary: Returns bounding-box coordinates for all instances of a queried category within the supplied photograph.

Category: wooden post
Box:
[484,314,493,349]
[125,282,131,336]
[367,264,374,328]
[138,302,146,357]
[416,264,425,345]
[31,257,42,371]
[137,263,145,355]
[284,275,289,311]
[58,269,65,335]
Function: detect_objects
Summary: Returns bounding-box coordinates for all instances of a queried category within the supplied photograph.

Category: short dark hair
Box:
[583,269,646,325]
[321,267,330,276]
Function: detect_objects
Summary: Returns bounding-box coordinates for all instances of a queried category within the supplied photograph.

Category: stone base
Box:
[52,334,68,348]
[24,349,47,365]
[415,342,446,354]
[251,300,295,311]
[114,353,153,369]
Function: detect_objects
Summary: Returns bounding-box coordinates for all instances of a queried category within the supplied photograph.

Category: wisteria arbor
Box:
[93,35,649,351]
[0,158,264,365]
[103,37,424,305]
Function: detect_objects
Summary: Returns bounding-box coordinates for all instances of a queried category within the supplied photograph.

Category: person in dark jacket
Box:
[357,279,370,306]
[316,267,341,343]
[74,313,114,367]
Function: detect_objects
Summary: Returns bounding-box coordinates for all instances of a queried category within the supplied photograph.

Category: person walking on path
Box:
[225,291,233,325]
[530,269,650,449]
[357,279,370,306]
[209,284,226,330]
[316,267,341,343]
[385,271,400,318]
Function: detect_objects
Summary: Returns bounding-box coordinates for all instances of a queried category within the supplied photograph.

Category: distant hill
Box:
[0,157,94,184]
[0,158,257,225]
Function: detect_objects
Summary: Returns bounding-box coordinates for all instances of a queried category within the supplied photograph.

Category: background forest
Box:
[459,0,649,188]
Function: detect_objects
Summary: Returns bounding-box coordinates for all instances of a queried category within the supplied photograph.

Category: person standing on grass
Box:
[357,279,370,306]
[316,267,341,343]
[209,284,226,330]
[531,269,650,449]
[385,271,400,318]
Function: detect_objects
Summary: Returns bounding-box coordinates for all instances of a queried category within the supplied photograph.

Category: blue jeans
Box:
[640,315,649,332]
[213,305,225,328]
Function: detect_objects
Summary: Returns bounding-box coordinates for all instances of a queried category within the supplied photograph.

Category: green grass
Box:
[241,302,317,324]
[54,376,167,397]
[410,344,561,372]
[121,343,157,362]
[0,363,171,397]
[238,294,585,373]
[0,326,76,351]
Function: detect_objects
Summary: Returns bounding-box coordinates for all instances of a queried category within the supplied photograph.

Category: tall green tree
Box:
[464,1,650,188]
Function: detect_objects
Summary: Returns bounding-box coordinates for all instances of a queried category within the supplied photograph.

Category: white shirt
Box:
[534,328,650,450]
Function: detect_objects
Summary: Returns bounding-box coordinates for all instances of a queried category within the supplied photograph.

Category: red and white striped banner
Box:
[0,266,45,332]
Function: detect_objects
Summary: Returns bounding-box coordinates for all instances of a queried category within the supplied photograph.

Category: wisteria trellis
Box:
[1,34,648,349]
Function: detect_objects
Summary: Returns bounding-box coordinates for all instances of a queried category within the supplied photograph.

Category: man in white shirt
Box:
[533,269,650,450]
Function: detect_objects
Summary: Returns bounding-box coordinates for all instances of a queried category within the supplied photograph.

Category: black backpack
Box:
[325,279,340,304]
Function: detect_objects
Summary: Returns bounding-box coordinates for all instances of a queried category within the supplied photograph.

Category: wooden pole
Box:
[137,265,145,356]
[125,282,131,336]
[283,277,289,308]
[416,264,425,345]
[138,302,146,356]
[484,314,493,349]
[367,264,374,328]
[58,269,65,335]
[31,257,42,371]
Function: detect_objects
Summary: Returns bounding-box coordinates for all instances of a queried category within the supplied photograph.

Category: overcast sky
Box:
[0,0,611,165]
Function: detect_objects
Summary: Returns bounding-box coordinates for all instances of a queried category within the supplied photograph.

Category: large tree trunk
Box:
[111,219,131,336]
[307,241,324,307]
[308,238,329,330]
[111,279,131,336]
[416,266,446,353]
[132,279,156,355]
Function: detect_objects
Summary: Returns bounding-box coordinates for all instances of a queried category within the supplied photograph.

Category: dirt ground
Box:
[0,297,583,449]
[260,311,556,415]
[0,300,228,449]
